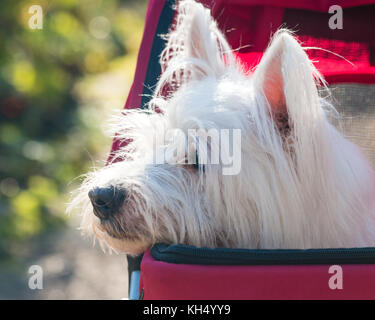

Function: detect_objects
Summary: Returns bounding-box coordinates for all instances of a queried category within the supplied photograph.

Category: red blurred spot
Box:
[1,97,26,118]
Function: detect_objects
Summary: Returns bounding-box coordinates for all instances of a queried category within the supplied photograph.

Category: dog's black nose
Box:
[88,186,126,220]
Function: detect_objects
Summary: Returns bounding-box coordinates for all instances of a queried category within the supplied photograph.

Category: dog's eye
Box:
[186,152,204,171]
[192,152,204,171]
[193,152,199,169]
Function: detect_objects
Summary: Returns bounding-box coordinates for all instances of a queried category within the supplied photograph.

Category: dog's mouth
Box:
[96,213,144,243]
[98,218,128,240]
[99,220,123,239]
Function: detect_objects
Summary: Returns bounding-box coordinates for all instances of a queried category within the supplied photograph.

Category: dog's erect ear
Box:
[253,30,323,119]
[159,0,234,84]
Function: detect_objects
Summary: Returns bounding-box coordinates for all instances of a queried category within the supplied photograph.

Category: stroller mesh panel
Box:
[329,84,375,166]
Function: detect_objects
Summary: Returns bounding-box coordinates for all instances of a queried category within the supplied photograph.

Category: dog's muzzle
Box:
[88,186,126,220]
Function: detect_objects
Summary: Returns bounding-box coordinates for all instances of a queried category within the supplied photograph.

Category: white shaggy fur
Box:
[68,0,375,255]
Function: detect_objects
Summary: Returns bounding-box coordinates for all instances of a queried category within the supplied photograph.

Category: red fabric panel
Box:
[140,251,375,300]
[282,6,375,83]
[234,50,375,85]
[206,2,375,84]
[107,0,167,162]
[126,0,166,111]
[201,0,375,12]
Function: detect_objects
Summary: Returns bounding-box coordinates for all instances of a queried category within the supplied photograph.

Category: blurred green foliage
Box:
[0,0,146,259]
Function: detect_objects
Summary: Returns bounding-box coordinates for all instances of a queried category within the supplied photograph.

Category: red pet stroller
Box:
[109,0,375,299]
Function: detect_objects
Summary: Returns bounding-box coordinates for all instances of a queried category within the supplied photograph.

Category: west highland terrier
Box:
[69,0,375,255]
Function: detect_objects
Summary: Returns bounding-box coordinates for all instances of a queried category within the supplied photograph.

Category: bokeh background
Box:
[0,0,147,299]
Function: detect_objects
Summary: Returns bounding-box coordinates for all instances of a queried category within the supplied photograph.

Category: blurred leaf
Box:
[11,191,42,237]
[0,0,147,259]
[10,61,36,94]
[29,176,58,200]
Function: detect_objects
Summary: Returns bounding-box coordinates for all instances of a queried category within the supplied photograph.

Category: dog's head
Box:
[69,0,338,254]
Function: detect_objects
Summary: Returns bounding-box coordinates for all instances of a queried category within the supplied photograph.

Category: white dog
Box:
[69,0,375,255]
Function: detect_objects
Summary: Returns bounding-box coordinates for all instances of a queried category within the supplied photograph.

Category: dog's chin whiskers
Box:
[98,213,141,242]
[105,229,124,240]
[100,221,124,240]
